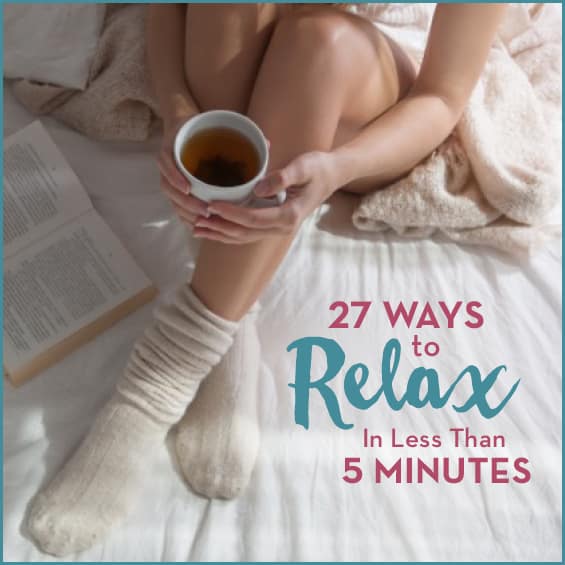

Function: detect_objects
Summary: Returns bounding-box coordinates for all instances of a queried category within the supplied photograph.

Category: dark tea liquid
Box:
[181,127,260,187]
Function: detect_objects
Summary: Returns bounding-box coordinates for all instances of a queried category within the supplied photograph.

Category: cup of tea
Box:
[174,110,285,206]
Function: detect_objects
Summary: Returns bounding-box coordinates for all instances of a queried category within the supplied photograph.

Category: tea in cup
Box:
[174,110,285,206]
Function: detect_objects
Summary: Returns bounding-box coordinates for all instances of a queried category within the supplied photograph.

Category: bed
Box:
[3,73,562,562]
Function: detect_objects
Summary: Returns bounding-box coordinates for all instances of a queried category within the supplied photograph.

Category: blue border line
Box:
[0,0,562,4]
[1,2,4,563]
[0,1,563,564]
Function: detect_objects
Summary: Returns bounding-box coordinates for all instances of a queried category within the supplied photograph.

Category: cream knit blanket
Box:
[352,3,561,253]
[10,5,158,141]
[9,4,562,253]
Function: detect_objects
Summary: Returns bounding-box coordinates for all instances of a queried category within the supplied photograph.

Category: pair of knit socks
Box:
[27,285,261,556]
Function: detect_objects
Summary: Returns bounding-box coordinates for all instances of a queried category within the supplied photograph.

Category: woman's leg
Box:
[176,6,416,501]
[24,9,419,554]
[184,3,280,114]
[175,4,292,500]
[26,10,291,553]
[177,6,413,500]
[190,7,414,321]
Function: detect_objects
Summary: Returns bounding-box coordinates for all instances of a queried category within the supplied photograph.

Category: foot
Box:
[175,309,261,499]
[26,285,239,556]
[27,398,164,556]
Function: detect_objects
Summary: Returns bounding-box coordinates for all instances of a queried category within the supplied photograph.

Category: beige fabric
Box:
[27,285,238,557]
[11,5,158,141]
[352,3,562,253]
[175,307,262,500]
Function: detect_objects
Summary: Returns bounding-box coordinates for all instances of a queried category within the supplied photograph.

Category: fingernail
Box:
[203,208,211,218]
[208,206,218,215]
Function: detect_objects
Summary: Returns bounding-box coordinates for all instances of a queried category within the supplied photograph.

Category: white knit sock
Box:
[27,285,237,557]
[175,307,261,499]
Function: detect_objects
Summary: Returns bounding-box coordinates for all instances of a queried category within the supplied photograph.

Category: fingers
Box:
[158,150,190,194]
[192,227,242,244]
[255,156,309,198]
[193,225,280,244]
[172,203,198,226]
[161,175,209,217]
[193,206,299,243]
[254,170,289,198]
[208,200,299,232]
[194,215,248,240]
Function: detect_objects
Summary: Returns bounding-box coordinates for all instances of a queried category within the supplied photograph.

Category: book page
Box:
[3,209,154,372]
[4,121,93,258]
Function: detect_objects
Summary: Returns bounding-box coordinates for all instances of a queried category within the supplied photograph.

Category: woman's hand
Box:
[193,150,342,244]
[158,115,209,227]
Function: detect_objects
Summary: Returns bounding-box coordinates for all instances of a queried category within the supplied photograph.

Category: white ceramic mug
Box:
[174,110,285,206]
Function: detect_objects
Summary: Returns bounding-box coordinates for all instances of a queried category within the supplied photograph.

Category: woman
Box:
[27,3,507,556]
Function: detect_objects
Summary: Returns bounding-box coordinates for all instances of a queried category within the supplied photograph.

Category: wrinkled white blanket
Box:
[3,62,562,564]
[353,3,562,253]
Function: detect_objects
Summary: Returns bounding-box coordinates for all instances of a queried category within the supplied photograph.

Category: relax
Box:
[287,337,520,430]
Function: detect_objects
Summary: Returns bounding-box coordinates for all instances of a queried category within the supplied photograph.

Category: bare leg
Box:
[177,6,416,500]
[185,4,279,114]
[190,7,412,320]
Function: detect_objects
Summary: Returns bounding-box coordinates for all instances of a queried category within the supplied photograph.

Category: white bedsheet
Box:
[3,86,562,562]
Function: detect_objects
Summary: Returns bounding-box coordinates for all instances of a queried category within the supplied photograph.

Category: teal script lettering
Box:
[287,337,520,430]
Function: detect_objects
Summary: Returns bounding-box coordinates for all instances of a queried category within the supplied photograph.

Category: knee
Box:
[272,8,353,71]
[189,3,261,21]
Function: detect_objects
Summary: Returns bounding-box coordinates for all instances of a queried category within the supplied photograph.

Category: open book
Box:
[3,121,157,385]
